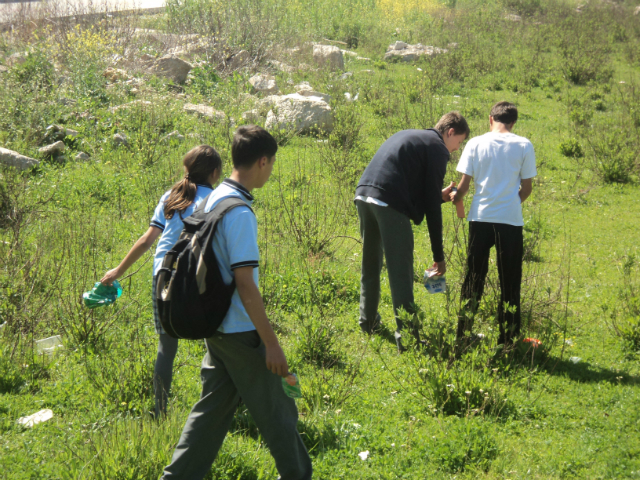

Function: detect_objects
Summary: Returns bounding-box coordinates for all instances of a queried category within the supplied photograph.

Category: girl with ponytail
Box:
[101,145,222,417]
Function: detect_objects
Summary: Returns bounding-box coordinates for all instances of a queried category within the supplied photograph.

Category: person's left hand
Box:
[441,182,456,202]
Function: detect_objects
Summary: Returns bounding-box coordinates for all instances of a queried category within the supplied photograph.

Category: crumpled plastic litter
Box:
[36,335,63,355]
[83,281,122,309]
[18,409,54,427]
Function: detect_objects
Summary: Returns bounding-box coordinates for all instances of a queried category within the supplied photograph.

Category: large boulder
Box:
[184,103,226,120]
[0,147,39,170]
[249,74,278,94]
[313,45,344,71]
[150,55,192,84]
[384,41,447,62]
[265,93,333,133]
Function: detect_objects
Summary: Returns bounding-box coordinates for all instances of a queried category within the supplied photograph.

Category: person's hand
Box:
[449,190,458,203]
[265,342,289,377]
[432,260,446,276]
[441,182,456,203]
[100,268,121,286]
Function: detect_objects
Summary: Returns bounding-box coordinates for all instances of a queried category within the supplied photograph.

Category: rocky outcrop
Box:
[0,147,39,170]
[39,141,65,157]
[313,45,344,71]
[265,93,333,133]
[384,41,447,62]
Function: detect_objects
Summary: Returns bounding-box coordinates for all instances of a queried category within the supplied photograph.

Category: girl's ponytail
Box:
[164,145,222,219]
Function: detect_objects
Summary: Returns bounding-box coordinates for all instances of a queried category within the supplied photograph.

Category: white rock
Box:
[265,93,333,133]
[635,5,640,14]
[242,109,262,122]
[356,57,370,61]
[162,130,185,142]
[384,43,447,62]
[294,82,313,92]
[0,147,39,170]
[75,152,90,161]
[249,74,278,94]
[184,103,226,120]
[269,60,294,73]
[39,141,65,156]
[505,13,522,21]
[313,45,344,71]
[17,409,54,428]
[393,41,408,50]
[339,72,353,80]
[228,50,250,70]
[151,55,193,84]
[341,49,358,57]
[113,133,128,146]
[36,335,63,355]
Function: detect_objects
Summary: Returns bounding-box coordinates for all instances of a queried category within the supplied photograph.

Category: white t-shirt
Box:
[456,132,537,226]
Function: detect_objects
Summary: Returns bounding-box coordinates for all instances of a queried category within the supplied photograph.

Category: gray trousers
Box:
[161,331,312,480]
[356,200,417,344]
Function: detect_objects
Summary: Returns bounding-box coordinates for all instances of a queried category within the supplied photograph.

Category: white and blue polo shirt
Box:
[150,184,213,276]
[203,179,259,334]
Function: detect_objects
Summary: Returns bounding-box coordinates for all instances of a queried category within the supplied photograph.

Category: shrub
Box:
[559,138,584,158]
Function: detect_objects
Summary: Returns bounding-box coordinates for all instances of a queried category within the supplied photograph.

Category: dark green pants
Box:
[161,331,312,480]
[356,200,417,347]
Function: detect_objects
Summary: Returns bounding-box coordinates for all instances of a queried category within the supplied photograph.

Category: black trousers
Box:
[458,221,523,344]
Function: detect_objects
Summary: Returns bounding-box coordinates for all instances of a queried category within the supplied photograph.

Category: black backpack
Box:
[156,196,253,339]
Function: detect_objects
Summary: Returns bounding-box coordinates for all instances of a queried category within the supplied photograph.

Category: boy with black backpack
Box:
[161,126,312,480]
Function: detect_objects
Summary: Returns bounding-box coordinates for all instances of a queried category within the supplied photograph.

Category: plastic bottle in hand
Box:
[282,373,302,398]
[451,187,465,219]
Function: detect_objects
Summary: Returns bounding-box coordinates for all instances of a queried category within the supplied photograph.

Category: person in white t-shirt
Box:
[450,101,537,347]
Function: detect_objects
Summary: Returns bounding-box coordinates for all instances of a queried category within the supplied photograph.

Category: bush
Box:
[559,138,584,158]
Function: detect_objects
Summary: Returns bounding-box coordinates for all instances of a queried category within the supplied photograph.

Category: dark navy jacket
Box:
[355,129,449,262]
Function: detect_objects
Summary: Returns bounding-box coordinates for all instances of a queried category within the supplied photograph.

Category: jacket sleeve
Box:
[424,150,448,263]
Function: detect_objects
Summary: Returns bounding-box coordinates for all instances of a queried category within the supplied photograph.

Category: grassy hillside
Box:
[1,0,639,478]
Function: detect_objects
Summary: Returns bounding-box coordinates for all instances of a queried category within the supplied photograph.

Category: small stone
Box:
[75,152,90,160]
[249,74,278,94]
[356,57,370,61]
[393,41,408,50]
[339,71,353,80]
[113,133,128,146]
[39,141,65,156]
[0,65,8,74]
[140,53,155,62]
[161,130,185,142]
[184,103,226,120]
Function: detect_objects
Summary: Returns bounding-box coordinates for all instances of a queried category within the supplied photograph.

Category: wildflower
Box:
[523,337,541,348]
[358,451,369,460]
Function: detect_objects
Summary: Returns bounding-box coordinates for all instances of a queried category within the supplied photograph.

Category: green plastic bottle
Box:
[282,373,302,398]
[83,281,123,309]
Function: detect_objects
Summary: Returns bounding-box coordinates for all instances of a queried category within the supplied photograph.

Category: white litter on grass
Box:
[17,409,54,427]
[36,335,63,355]
[569,356,581,364]
[358,450,370,460]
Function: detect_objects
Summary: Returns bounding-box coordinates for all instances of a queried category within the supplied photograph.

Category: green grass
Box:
[1,0,640,478]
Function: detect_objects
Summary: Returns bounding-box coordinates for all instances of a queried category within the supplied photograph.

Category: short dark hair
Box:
[232,125,278,169]
[490,101,518,124]
[435,111,470,139]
